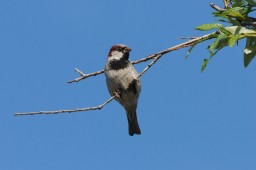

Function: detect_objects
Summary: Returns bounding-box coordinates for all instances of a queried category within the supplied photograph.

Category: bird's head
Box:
[108,44,131,61]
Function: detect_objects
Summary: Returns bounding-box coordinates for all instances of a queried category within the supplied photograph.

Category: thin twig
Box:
[15,33,216,116]
[209,2,225,12]
[75,68,86,76]
[67,70,104,83]
[137,54,162,78]
[180,37,198,40]
[67,32,215,83]
[14,95,117,116]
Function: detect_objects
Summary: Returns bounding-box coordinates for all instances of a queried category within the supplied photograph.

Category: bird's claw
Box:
[114,90,121,98]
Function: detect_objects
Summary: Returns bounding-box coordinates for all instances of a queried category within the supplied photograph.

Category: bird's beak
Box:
[124,47,131,53]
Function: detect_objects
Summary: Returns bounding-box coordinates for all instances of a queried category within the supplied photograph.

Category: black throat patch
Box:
[108,53,130,70]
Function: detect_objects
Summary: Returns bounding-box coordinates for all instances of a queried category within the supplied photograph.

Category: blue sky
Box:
[1,0,256,170]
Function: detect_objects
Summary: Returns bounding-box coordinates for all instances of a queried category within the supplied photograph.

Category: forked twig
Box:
[67,69,104,83]
[137,54,162,78]
[67,32,215,84]
[15,32,216,116]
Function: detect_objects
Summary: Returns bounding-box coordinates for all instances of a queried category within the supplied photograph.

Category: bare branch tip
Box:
[180,37,198,40]
[209,2,225,11]
[14,94,118,116]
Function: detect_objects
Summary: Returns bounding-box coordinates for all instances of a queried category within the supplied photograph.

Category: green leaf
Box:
[185,32,218,60]
[215,37,229,51]
[196,23,223,31]
[244,37,256,67]
[218,27,232,35]
[228,7,244,12]
[185,43,197,60]
[232,2,245,7]
[227,7,246,20]
[228,34,240,47]
[197,22,231,35]
[245,0,256,6]
[201,59,209,72]
[209,34,228,53]
[228,19,241,26]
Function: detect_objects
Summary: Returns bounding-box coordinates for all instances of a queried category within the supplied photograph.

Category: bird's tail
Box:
[127,111,141,136]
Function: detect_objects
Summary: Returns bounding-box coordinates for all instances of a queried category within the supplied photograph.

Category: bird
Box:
[104,44,142,136]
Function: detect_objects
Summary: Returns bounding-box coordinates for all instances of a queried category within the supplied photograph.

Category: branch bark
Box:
[137,54,162,78]
[15,32,216,116]
[14,95,117,116]
[209,2,225,11]
[67,32,215,84]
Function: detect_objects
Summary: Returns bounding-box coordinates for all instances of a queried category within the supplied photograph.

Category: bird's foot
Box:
[114,90,121,98]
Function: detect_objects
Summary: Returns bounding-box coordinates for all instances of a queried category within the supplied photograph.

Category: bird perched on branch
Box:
[104,44,141,136]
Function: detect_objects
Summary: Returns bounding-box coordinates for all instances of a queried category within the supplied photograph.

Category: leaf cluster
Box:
[187,0,256,71]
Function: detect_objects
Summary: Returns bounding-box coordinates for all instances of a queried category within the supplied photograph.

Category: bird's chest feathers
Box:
[106,67,137,89]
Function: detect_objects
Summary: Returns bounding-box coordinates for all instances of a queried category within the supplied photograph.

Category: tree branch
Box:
[15,32,216,116]
[209,2,256,28]
[67,69,104,83]
[180,37,198,40]
[67,32,215,83]
[210,2,225,12]
[14,94,117,116]
[137,54,162,78]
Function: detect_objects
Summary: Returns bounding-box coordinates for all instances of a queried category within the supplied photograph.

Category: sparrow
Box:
[104,44,141,136]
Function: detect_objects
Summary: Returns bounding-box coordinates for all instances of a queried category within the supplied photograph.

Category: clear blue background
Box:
[1,0,255,170]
